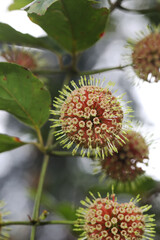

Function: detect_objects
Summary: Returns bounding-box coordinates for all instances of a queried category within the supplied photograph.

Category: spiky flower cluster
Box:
[75,192,155,240]
[0,201,10,240]
[51,77,132,158]
[1,45,37,70]
[100,130,149,182]
[132,31,160,82]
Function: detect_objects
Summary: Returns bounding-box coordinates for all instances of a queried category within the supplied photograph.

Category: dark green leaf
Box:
[0,134,26,153]
[28,0,109,53]
[8,0,32,10]
[0,23,64,55]
[0,62,51,129]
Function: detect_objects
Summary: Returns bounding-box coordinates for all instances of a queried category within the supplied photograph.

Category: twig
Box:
[117,5,160,14]
[109,0,124,12]
[0,220,75,227]
[79,64,131,76]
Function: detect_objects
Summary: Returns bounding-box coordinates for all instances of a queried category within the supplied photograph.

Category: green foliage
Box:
[8,0,32,11]
[30,189,76,220]
[9,0,58,15]
[0,1,160,239]
[55,202,76,221]
[27,0,58,15]
[89,175,158,196]
[28,0,109,53]
[0,134,26,153]
[0,23,64,55]
[0,63,51,129]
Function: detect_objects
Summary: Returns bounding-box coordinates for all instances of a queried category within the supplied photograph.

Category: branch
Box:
[31,64,131,77]
[30,150,51,239]
[0,220,75,227]
[79,64,131,76]
[108,0,124,12]
[49,150,81,157]
[117,5,160,14]
[35,127,44,150]
[48,150,96,159]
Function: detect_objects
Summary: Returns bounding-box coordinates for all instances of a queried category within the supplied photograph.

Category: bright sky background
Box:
[0,0,160,180]
[0,0,45,37]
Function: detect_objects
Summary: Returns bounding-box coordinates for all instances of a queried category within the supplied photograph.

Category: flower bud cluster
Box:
[131,31,160,82]
[75,193,155,240]
[1,45,37,70]
[101,130,149,182]
[51,77,132,158]
[60,85,123,154]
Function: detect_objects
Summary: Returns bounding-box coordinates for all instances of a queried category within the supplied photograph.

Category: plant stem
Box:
[117,5,160,14]
[0,220,75,227]
[108,0,160,14]
[79,64,131,76]
[50,150,80,157]
[30,155,50,239]
[48,150,95,158]
[30,133,53,240]
[32,64,131,76]
[35,127,44,149]
[30,72,72,240]
[109,0,124,12]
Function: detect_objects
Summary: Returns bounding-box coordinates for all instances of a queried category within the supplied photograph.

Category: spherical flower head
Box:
[51,77,132,158]
[131,31,160,83]
[1,45,37,70]
[75,192,155,240]
[101,130,149,182]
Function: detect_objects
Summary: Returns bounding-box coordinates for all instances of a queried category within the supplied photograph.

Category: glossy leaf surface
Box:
[0,63,51,129]
[28,0,109,53]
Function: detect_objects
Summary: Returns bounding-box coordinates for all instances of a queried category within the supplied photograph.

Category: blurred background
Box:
[0,0,160,239]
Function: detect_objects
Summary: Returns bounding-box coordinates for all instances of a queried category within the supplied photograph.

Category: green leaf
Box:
[8,0,32,10]
[27,0,58,15]
[0,134,26,153]
[89,175,158,197]
[28,0,109,53]
[0,23,65,55]
[56,202,76,221]
[9,0,58,15]
[29,189,76,220]
[0,62,51,129]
